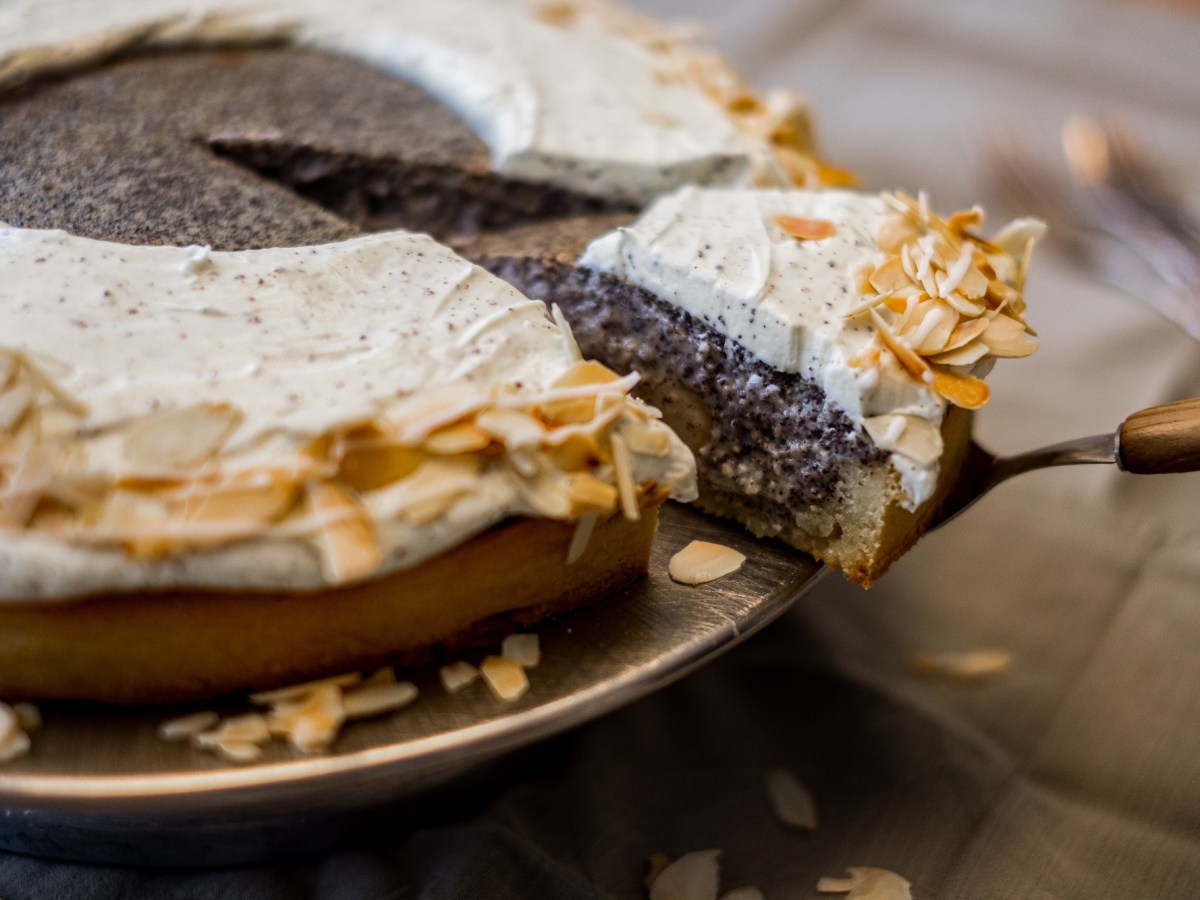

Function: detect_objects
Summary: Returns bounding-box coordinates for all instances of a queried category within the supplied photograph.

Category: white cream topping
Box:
[0,0,783,203]
[580,187,951,508]
[0,226,696,599]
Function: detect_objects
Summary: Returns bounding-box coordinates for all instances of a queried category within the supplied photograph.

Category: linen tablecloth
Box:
[3,0,1199,896]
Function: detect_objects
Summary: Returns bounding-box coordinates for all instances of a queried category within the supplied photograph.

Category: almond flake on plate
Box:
[341,681,419,720]
[158,710,220,741]
[668,541,746,585]
[439,661,480,694]
[501,633,541,669]
[480,656,530,702]
[649,849,721,900]
[765,767,818,830]
[817,867,912,899]
[913,648,1014,681]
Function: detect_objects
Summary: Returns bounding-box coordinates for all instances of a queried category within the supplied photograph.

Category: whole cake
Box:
[0,0,1038,703]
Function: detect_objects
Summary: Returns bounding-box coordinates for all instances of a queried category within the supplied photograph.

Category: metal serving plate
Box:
[0,503,823,866]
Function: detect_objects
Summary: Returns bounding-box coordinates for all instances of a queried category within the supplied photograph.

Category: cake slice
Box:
[468,187,1043,584]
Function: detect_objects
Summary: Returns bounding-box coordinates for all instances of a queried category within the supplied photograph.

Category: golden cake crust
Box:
[0,507,660,704]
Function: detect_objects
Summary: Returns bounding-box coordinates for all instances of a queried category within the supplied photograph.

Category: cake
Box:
[0,0,1037,703]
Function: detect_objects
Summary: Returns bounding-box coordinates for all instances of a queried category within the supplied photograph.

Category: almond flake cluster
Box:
[0,340,676,582]
[843,192,1042,409]
[160,668,418,763]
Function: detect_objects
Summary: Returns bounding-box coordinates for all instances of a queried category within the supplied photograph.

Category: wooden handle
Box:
[1118,397,1200,474]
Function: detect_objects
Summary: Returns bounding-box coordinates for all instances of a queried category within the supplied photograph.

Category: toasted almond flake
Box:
[424,421,492,455]
[669,540,746,585]
[719,889,765,900]
[913,648,1014,681]
[942,291,987,318]
[337,443,426,491]
[501,633,541,669]
[567,511,599,565]
[930,369,990,409]
[980,315,1038,359]
[536,0,578,27]
[621,420,674,457]
[938,316,990,353]
[360,666,397,688]
[342,681,419,720]
[817,867,912,899]
[12,702,40,732]
[158,710,220,741]
[765,767,818,830]
[567,472,619,514]
[439,661,480,694]
[196,713,271,747]
[775,214,837,241]
[927,340,990,367]
[609,432,640,521]
[650,849,721,900]
[181,478,295,525]
[935,242,977,297]
[123,402,243,469]
[552,360,622,389]
[480,656,530,702]
[646,853,673,890]
[0,704,19,747]
[906,301,958,356]
[868,257,910,295]
[15,352,88,417]
[280,684,344,753]
[476,408,545,450]
[249,672,362,706]
[869,308,931,383]
[0,729,31,763]
[947,206,984,234]
[876,215,921,254]
[0,384,34,433]
[305,480,381,582]
[214,740,263,764]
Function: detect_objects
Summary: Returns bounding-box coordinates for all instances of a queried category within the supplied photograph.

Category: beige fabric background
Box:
[1,1,1197,897]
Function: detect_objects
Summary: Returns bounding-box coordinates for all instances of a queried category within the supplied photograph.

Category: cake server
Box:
[933,396,1200,528]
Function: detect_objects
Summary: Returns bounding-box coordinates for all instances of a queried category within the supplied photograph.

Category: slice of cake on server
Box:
[471,187,1043,585]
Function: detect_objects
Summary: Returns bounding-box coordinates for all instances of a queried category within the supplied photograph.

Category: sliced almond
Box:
[566,471,619,514]
[876,214,921,254]
[424,421,492,455]
[938,316,991,353]
[123,402,243,469]
[906,300,959,356]
[775,214,837,241]
[501,633,541,669]
[439,661,480,694]
[609,432,640,521]
[337,443,426,491]
[930,369,990,409]
[480,656,529,702]
[943,291,988,318]
[913,648,1014,680]
[476,408,545,450]
[621,420,674,457]
[0,384,35,433]
[566,511,599,564]
[765,767,818,830]
[342,681,419,720]
[650,850,721,900]
[928,340,990,367]
[277,684,344,753]
[182,476,295,525]
[669,540,746,585]
[981,314,1038,358]
[868,257,911,294]
[159,710,220,741]
[869,308,932,383]
[817,868,912,899]
[249,672,362,706]
[305,480,381,582]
